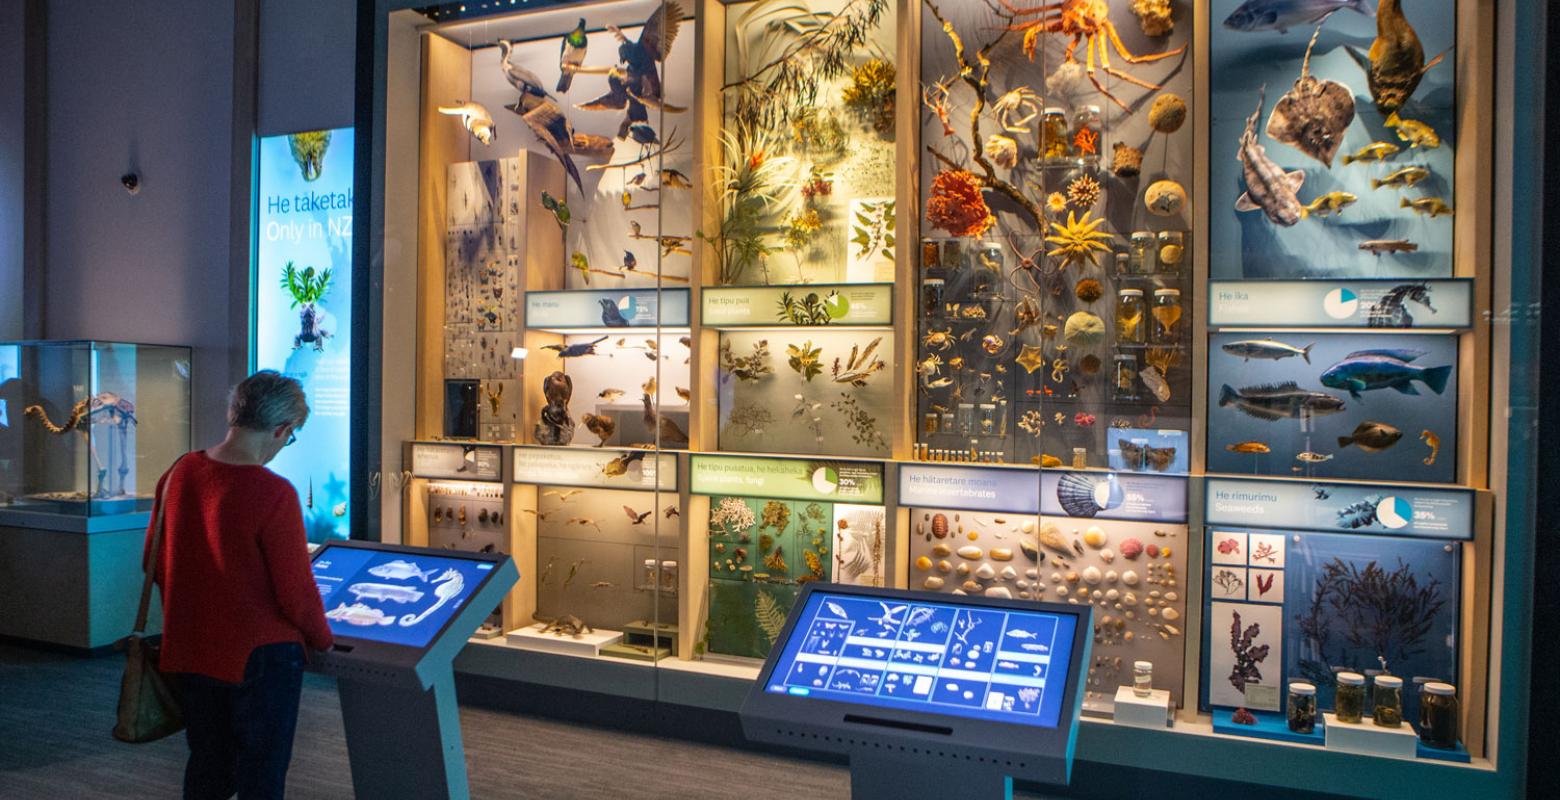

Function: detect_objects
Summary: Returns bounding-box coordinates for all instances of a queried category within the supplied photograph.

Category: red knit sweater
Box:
[143,451,333,683]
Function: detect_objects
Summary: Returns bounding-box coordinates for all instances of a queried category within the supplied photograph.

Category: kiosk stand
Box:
[309,541,519,800]
[741,585,1092,800]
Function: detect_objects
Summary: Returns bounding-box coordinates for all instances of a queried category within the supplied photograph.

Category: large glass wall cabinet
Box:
[384,0,1524,794]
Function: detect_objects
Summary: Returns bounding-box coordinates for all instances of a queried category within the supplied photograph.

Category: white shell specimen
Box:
[962,580,983,593]
[937,560,953,574]
[1121,570,1140,586]
[1056,586,1071,597]
[985,586,1014,599]
[1021,520,1035,533]
[1026,568,1039,579]
[975,563,997,580]
[1082,566,1103,585]
[957,545,984,560]
[1050,571,1063,583]
[1099,548,1115,563]
[1162,607,1181,621]
[932,543,952,557]
[923,576,946,590]
[1105,588,1120,602]
[1165,591,1179,602]
[1000,565,1019,581]
[1105,570,1118,584]
[957,563,971,577]
[1083,526,1108,548]
[1123,592,1138,606]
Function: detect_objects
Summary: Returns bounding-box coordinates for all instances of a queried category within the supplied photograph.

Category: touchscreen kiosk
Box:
[310,541,517,800]
[741,584,1092,800]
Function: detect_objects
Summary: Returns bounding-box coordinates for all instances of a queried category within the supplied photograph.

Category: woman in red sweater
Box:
[145,371,333,800]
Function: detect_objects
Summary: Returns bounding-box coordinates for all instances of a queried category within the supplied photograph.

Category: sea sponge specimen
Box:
[987,134,1019,169]
[927,169,995,238]
[1074,278,1104,304]
[1132,0,1174,37]
[1145,180,1187,216]
[1149,93,1187,133]
[1112,142,1143,178]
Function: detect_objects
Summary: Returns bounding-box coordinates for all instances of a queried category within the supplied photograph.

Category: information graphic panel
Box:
[764,590,1079,728]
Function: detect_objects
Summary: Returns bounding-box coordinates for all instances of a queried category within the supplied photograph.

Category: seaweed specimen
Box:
[830,392,888,450]
[1228,609,1272,694]
[851,200,896,263]
[723,0,891,132]
[841,57,896,133]
[720,338,774,381]
[755,589,787,645]
[786,341,825,381]
[1213,568,1246,596]
[1295,558,1448,685]
[830,337,885,386]
[711,497,757,537]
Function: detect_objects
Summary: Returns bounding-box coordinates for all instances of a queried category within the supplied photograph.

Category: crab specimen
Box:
[535,614,593,638]
[992,86,1042,134]
[923,326,956,352]
[1045,210,1116,269]
[917,353,944,379]
[1001,0,1188,112]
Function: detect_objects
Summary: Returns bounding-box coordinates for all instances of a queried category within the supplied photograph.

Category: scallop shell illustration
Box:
[1056,472,1124,518]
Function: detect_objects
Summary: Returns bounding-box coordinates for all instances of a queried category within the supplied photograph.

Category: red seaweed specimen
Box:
[1228,609,1271,694]
[1231,707,1257,725]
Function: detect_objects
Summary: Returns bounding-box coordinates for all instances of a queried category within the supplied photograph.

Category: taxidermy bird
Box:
[540,191,570,229]
[628,122,659,147]
[437,101,495,145]
[496,40,552,101]
[578,3,685,139]
[659,169,691,189]
[582,413,616,447]
[641,393,689,445]
[621,250,638,271]
[557,18,589,93]
[599,298,630,327]
[542,336,608,359]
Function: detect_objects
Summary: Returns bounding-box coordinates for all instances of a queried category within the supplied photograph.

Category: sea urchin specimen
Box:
[1045,210,1115,269]
[1066,175,1102,209]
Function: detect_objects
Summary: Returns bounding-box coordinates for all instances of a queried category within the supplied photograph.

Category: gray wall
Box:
[0,11,24,340]
[258,0,356,136]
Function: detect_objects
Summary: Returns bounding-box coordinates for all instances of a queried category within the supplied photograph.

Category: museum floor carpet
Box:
[0,642,859,799]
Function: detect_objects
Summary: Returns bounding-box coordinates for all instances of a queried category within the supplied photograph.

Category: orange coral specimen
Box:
[927,169,996,238]
[1073,127,1099,156]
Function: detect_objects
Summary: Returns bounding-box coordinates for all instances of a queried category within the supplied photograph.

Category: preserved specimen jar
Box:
[1335,672,1365,724]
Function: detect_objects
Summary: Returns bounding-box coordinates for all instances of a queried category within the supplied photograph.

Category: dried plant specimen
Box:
[761,500,791,533]
[755,589,787,645]
[831,337,885,386]
[764,545,788,574]
[726,402,776,437]
[777,291,838,325]
[720,338,773,381]
[830,392,888,450]
[841,57,896,133]
[787,341,824,381]
[711,497,756,535]
[791,394,825,443]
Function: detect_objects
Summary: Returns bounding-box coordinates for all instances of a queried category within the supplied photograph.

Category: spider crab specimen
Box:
[1000,0,1186,112]
[992,86,1042,134]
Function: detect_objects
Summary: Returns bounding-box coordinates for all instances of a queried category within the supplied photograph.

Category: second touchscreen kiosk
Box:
[742,584,1092,799]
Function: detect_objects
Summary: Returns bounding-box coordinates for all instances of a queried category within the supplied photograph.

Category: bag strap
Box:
[134,453,187,635]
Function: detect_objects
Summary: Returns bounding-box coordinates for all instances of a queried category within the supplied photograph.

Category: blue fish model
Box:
[1223,0,1373,34]
[1319,349,1451,398]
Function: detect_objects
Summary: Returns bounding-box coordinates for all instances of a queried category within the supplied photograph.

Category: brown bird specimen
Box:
[624,506,652,524]
[583,413,616,447]
[641,393,689,445]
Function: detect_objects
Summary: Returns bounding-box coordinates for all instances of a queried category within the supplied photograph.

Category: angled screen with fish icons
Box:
[310,545,499,649]
[763,590,1080,728]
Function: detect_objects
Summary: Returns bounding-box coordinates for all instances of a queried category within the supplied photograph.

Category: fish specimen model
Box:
[1301,191,1358,218]
[1218,382,1347,420]
[582,413,616,446]
[1359,238,1419,255]
[1384,113,1441,148]
[1341,141,1401,164]
[1337,420,1404,451]
[437,101,495,145]
[1296,451,1334,462]
[1346,0,1448,114]
[1371,165,1431,190]
[1227,441,1273,454]
[1421,429,1441,465]
[1222,339,1313,363]
[599,298,630,327]
[541,191,570,229]
[1235,88,1306,226]
[1400,196,1454,217]
[368,560,438,582]
[1222,0,1371,35]
[1320,349,1451,397]
[556,18,588,92]
[542,336,608,359]
[1267,19,1356,166]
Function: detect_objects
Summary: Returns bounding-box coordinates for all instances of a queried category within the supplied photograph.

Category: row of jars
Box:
[1040,105,1102,165]
[1286,674,1460,749]
[1115,287,1182,345]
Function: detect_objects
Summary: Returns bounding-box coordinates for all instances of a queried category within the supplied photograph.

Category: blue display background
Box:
[311,547,495,649]
[1209,0,1456,279]
[765,591,1078,728]
[254,128,354,542]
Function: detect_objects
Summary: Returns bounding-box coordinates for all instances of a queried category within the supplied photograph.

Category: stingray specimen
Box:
[1267,19,1355,167]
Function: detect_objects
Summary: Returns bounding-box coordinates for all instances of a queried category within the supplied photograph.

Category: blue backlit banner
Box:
[254,128,354,542]
[1204,477,1474,540]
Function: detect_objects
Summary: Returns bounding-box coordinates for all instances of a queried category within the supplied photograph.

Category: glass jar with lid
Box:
[1150,289,1183,344]
[1132,661,1153,698]
[1072,105,1103,164]
[1287,682,1317,733]
[1116,289,1146,344]
[1418,682,1459,749]
[1156,231,1185,273]
[1334,672,1365,724]
[1112,355,1139,402]
[1129,232,1156,274]
[1041,108,1071,163]
[1372,675,1404,727]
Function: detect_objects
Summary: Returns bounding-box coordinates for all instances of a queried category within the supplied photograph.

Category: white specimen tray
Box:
[506,625,624,657]
[1112,686,1174,729]
[1323,712,1419,759]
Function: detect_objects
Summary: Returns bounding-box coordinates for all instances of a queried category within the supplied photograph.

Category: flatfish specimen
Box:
[1267,19,1355,167]
[1338,421,1403,452]
[1346,0,1449,114]
[1235,87,1306,226]
[1218,382,1346,421]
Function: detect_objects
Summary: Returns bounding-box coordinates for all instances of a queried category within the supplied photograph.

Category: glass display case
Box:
[0,341,191,516]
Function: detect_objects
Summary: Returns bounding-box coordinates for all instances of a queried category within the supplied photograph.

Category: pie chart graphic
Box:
[1376,496,1413,529]
[811,467,840,495]
[617,296,638,319]
[824,292,851,320]
[1323,288,1359,319]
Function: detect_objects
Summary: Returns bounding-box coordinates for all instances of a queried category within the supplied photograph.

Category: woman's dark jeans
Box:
[176,642,305,800]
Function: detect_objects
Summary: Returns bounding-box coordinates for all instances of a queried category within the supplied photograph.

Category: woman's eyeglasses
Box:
[285,431,297,447]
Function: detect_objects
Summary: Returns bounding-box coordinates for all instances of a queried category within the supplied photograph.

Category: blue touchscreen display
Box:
[310,547,496,649]
[764,591,1079,728]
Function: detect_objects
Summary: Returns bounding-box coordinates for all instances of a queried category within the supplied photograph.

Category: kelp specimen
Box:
[1295,557,1448,684]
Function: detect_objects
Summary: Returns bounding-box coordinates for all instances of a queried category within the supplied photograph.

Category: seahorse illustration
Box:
[1366,283,1435,328]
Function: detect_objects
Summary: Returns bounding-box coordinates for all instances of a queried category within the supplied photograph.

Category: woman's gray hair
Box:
[228,370,309,431]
